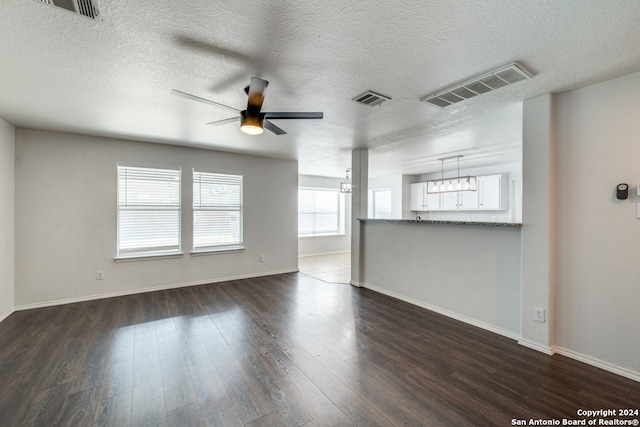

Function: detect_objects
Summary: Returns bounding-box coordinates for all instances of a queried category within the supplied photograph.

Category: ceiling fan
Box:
[171,77,323,135]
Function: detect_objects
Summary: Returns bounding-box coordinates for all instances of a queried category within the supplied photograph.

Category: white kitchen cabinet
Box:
[459,189,479,210]
[409,183,425,211]
[441,192,459,210]
[478,174,506,210]
[409,174,506,211]
[409,182,440,211]
[440,190,477,210]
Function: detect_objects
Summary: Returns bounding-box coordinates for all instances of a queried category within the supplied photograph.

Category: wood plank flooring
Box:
[0,272,638,426]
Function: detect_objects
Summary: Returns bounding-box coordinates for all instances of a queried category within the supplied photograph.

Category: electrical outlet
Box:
[533,307,545,323]
[96,270,105,280]
[259,255,265,263]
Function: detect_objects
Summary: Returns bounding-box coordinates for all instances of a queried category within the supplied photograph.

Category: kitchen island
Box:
[356,217,522,339]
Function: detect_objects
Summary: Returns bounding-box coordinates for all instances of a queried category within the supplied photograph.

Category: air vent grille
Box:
[420,62,533,108]
[36,0,100,20]
[352,91,391,107]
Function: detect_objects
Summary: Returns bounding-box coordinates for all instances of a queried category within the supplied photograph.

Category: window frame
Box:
[192,170,244,254]
[371,188,393,219]
[116,164,182,260]
[298,187,345,237]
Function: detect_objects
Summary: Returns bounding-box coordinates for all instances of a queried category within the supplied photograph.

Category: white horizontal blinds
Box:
[117,166,181,256]
[298,188,340,236]
[193,171,243,250]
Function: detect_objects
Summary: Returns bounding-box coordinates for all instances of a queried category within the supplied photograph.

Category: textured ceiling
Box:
[1,0,639,177]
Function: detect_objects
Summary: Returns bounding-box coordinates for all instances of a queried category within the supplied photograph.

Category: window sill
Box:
[191,246,245,256]
[114,252,184,263]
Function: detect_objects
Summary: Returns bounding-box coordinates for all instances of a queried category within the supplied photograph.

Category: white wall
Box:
[553,71,640,377]
[520,94,555,353]
[361,221,522,338]
[14,129,298,307]
[0,118,15,321]
[298,175,351,257]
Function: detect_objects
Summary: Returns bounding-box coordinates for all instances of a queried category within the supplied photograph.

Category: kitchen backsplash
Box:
[418,210,516,223]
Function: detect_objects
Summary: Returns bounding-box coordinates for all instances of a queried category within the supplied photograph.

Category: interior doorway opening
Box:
[297,175,351,283]
[298,252,351,283]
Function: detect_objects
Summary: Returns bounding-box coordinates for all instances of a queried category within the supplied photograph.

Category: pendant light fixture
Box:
[427,155,477,194]
[340,169,352,193]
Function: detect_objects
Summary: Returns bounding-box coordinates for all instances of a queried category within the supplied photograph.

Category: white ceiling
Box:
[1,0,639,178]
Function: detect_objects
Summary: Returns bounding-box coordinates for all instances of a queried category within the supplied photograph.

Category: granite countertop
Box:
[357,218,522,227]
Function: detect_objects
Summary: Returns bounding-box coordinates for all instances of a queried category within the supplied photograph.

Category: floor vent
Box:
[420,62,534,108]
[36,0,100,20]
[352,91,391,107]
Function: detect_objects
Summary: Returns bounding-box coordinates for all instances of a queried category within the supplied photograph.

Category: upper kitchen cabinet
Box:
[409,182,441,211]
[477,174,507,210]
[410,174,507,211]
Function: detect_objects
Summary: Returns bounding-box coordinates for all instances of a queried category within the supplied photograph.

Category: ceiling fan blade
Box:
[263,120,287,135]
[264,112,324,120]
[246,77,269,112]
[206,116,239,126]
[171,89,240,113]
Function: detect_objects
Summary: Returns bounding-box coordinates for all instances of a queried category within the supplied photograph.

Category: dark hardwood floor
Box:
[0,273,638,426]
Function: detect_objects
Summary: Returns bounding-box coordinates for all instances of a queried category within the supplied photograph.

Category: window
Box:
[117,165,181,258]
[298,187,344,236]
[193,170,243,252]
[371,188,392,219]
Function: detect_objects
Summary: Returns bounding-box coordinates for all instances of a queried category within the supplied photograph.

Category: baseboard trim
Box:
[362,282,520,341]
[299,250,350,258]
[518,339,555,355]
[0,307,14,323]
[554,346,640,383]
[14,269,298,311]
[349,280,363,288]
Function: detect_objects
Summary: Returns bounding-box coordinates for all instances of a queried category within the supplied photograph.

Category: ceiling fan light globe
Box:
[240,111,264,135]
[240,124,264,135]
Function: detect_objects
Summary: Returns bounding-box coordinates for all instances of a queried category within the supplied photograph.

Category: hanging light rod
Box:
[427,155,477,194]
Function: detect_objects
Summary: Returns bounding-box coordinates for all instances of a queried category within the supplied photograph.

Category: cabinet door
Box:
[425,191,441,210]
[441,192,459,210]
[459,189,478,210]
[478,174,502,210]
[409,183,426,211]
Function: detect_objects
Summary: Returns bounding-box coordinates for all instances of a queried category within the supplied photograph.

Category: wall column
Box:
[350,149,368,287]
[520,93,555,353]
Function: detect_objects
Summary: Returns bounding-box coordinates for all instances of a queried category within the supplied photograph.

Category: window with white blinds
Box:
[372,188,392,219]
[193,170,243,251]
[298,187,344,236]
[117,165,182,258]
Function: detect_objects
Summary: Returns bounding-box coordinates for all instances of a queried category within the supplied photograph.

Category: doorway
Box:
[298,252,351,283]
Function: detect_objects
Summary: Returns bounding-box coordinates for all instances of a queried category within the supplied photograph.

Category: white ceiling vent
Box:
[37,0,100,20]
[420,62,534,108]
[352,91,391,107]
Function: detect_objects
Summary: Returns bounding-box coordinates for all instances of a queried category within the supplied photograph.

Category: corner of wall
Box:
[0,117,16,322]
[521,93,555,349]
